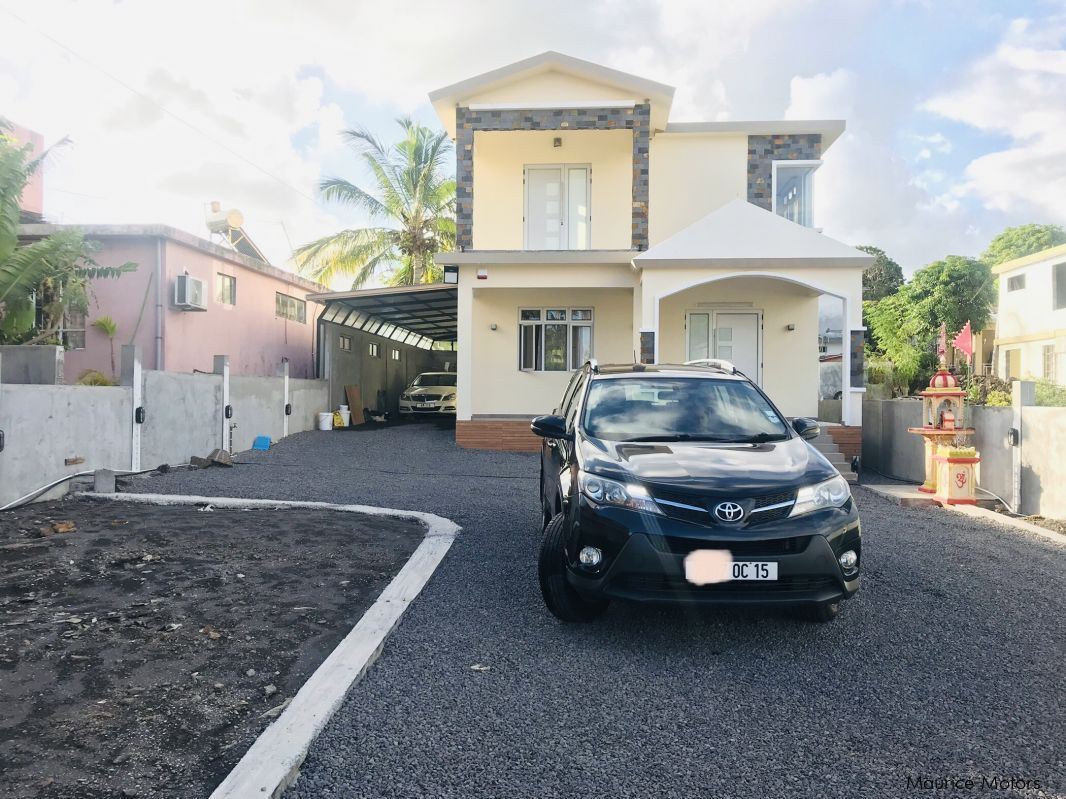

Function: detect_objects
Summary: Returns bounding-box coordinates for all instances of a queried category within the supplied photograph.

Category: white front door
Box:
[687,311,761,384]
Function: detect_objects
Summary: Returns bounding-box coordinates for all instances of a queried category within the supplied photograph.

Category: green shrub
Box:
[76,369,114,386]
[985,390,1012,407]
[1034,378,1066,407]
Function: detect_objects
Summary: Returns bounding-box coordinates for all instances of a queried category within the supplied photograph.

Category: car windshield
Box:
[412,374,456,387]
[582,377,791,443]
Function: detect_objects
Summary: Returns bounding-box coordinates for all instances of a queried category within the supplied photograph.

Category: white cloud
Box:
[924,16,1066,220]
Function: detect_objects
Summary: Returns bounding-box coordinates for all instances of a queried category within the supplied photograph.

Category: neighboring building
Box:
[17,224,326,381]
[993,243,1066,384]
[9,123,45,222]
[425,52,871,445]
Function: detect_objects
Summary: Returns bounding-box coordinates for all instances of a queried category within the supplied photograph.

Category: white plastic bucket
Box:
[339,404,349,412]
[317,412,333,431]
[338,410,351,427]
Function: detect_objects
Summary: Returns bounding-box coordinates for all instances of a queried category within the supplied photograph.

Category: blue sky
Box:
[1,0,1064,284]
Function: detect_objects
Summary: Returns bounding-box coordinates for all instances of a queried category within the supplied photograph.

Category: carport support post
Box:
[279,358,290,439]
[1011,380,1035,513]
[214,355,230,452]
[120,345,143,472]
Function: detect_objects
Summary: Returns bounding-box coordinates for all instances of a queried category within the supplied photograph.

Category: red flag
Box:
[953,321,974,358]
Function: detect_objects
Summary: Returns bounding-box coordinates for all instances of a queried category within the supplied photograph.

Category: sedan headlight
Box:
[400,392,411,401]
[579,471,661,514]
[442,392,456,401]
[789,475,851,517]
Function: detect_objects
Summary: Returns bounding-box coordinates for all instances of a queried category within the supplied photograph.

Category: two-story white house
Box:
[993,243,1066,383]
[424,52,872,448]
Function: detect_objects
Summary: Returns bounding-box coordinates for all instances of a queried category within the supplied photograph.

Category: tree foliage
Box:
[294,118,455,288]
[857,245,904,301]
[0,121,135,344]
[981,224,1066,266]
[865,256,994,388]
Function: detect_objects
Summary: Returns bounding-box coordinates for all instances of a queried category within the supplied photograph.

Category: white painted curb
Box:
[82,493,459,798]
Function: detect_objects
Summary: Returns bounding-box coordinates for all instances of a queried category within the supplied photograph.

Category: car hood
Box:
[578,435,837,494]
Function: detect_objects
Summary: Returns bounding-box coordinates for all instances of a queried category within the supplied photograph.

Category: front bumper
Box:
[398,399,457,414]
[566,498,861,606]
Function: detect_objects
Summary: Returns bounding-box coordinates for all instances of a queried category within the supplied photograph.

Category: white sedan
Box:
[398,372,458,415]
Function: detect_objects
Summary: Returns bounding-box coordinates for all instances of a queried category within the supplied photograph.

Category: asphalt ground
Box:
[134,423,1065,799]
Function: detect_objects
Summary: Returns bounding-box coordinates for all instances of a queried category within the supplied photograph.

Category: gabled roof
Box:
[429,51,675,137]
[634,199,874,269]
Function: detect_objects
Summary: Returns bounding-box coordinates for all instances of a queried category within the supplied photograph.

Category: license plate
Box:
[684,550,778,585]
[730,561,777,581]
[416,403,432,408]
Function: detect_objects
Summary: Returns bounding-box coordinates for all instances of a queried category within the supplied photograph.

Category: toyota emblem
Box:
[713,502,745,522]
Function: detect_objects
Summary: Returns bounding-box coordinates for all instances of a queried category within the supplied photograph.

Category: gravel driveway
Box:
[135,423,1065,798]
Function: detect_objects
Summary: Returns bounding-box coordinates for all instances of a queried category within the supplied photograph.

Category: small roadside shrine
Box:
[907,330,980,505]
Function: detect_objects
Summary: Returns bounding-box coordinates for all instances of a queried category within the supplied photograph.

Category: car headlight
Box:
[579,471,661,514]
[442,393,456,401]
[400,392,411,401]
[789,475,851,517]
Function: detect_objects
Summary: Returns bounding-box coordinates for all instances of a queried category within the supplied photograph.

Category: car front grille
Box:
[647,535,810,557]
[411,394,441,402]
[649,488,796,527]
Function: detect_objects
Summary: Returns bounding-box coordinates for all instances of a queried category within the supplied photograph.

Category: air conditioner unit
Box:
[174,274,207,311]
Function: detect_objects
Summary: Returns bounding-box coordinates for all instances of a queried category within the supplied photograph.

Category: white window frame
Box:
[518,307,595,372]
[338,334,352,352]
[215,272,237,305]
[771,159,821,228]
[522,163,592,250]
[368,341,380,358]
[61,308,87,351]
[275,292,306,323]
[390,348,401,361]
[1006,273,1026,292]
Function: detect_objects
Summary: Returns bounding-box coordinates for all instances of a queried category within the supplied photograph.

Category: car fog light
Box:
[838,550,858,571]
[578,546,603,567]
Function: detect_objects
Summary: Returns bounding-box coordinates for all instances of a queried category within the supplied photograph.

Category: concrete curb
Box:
[859,485,1064,547]
[80,492,460,799]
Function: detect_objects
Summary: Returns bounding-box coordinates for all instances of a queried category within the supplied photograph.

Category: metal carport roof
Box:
[308,284,458,349]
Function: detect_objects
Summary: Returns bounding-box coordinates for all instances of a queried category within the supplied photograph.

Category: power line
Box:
[0,5,329,213]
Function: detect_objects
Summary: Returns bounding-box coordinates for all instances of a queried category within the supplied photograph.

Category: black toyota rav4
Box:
[532,360,861,623]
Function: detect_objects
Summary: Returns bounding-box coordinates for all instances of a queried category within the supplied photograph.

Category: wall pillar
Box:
[279,358,290,438]
[213,355,230,452]
[1012,379,1035,512]
[120,344,143,471]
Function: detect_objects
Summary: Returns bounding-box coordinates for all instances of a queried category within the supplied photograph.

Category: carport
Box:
[309,285,458,415]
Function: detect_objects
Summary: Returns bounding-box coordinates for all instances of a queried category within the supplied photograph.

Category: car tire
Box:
[538,514,608,623]
[807,600,842,623]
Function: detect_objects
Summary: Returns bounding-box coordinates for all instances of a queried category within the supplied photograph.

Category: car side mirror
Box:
[531,414,572,441]
[792,417,821,441]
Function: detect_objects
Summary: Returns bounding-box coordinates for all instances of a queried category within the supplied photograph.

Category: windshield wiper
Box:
[733,432,789,443]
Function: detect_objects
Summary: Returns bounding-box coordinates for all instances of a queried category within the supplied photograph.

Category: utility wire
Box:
[0,5,328,213]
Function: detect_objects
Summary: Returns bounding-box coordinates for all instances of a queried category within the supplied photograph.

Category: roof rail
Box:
[585,358,599,373]
[684,358,738,374]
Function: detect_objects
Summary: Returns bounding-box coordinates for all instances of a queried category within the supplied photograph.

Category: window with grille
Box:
[518,308,593,372]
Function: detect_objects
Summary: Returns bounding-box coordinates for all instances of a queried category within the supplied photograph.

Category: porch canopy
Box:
[634,199,873,270]
[307,284,458,349]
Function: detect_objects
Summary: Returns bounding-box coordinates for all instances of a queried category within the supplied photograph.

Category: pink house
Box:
[18,224,326,381]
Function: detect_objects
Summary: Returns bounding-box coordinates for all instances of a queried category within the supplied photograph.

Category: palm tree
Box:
[92,315,118,377]
[294,118,455,288]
